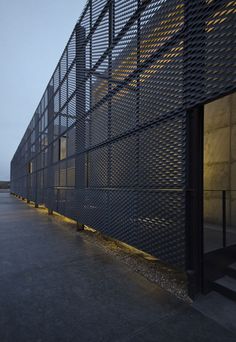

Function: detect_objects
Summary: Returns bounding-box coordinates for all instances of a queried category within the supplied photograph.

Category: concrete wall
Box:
[204,93,236,228]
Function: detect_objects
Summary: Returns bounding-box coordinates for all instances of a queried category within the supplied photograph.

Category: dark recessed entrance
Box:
[203,93,236,294]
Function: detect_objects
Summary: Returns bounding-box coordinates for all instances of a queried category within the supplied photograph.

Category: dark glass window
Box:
[28,162,33,174]
[59,135,67,160]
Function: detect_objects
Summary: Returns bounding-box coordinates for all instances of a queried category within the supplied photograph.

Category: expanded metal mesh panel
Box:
[108,190,137,246]
[77,189,109,231]
[136,190,186,266]
[112,23,138,82]
[88,146,109,187]
[111,83,137,137]
[90,102,109,146]
[11,0,236,271]
[139,114,186,189]
[110,135,137,188]
[114,0,138,36]
[139,41,184,124]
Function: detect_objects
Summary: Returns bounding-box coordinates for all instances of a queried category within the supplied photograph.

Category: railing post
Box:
[222,190,226,248]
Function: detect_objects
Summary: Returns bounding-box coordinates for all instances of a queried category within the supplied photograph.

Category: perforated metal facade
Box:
[11,0,236,279]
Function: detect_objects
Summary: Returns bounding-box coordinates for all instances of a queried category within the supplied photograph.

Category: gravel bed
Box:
[79,227,191,304]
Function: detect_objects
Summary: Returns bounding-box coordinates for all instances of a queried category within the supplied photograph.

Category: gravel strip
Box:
[79,227,191,304]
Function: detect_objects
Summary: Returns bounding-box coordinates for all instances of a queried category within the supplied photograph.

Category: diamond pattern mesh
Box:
[11,0,236,270]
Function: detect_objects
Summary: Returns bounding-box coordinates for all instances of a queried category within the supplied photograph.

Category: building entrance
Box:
[203,93,236,294]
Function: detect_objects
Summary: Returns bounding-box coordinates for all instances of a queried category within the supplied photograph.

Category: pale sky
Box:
[0,0,87,180]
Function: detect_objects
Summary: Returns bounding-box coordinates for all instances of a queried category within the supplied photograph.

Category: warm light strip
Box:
[15,194,159,263]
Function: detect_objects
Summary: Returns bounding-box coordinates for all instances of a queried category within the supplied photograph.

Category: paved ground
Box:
[0,192,236,342]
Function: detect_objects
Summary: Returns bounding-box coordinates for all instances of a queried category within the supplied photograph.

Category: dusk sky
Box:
[0,0,87,180]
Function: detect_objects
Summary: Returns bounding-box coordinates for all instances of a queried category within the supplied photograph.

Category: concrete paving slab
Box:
[124,308,236,342]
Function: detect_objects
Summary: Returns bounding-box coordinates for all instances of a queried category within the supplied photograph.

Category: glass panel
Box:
[59,136,67,160]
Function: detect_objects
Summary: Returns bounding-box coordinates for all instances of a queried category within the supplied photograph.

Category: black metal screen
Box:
[11,0,236,271]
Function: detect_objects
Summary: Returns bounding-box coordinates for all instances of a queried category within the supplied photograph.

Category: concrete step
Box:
[193,291,236,335]
[213,276,236,301]
[226,263,236,279]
